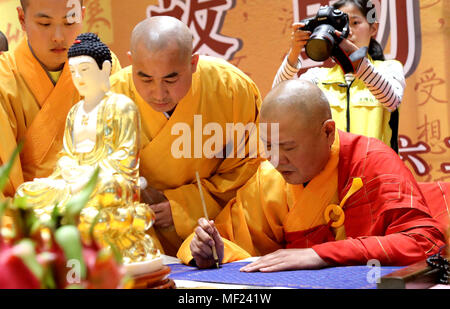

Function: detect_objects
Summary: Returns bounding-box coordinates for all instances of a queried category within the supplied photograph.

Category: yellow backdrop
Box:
[1,0,449,182]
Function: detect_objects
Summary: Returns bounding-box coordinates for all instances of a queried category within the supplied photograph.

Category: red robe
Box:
[178,131,446,266]
[310,131,445,266]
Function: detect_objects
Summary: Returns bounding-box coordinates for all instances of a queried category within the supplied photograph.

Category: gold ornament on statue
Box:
[81,114,89,126]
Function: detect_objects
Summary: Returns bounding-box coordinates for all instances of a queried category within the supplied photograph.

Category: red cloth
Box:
[418,182,450,230]
[285,224,335,249]
[308,131,445,266]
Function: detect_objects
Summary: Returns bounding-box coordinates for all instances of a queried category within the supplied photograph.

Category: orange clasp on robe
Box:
[324,177,363,240]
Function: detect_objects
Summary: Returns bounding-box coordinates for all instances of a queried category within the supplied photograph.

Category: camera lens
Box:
[305,24,336,62]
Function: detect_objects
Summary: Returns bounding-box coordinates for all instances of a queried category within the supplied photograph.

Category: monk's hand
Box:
[190,218,224,269]
[140,177,167,205]
[149,201,173,228]
[240,248,328,272]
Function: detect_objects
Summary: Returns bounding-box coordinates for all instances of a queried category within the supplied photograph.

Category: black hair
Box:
[68,33,112,70]
[332,0,385,61]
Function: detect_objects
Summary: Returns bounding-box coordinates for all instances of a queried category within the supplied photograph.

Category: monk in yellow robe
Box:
[182,80,445,270]
[0,0,121,198]
[110,16,263,255]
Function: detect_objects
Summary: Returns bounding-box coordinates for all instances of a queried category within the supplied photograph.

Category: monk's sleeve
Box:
[312,151,446,266]
[177,164,287,265]
[165,77,264,240]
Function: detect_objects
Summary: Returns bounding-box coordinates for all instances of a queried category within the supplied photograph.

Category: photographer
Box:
[273,0,405,152]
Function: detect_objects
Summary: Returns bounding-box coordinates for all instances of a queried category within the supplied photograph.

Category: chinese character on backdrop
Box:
[147,0,241,60]
[399,135,431,177]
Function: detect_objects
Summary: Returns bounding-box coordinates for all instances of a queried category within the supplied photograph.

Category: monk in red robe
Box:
[179,80,446,270]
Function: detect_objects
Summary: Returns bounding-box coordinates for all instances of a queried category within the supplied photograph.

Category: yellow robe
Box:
[110,56,263,255]
[0,37,121,197]
[177,132,342,264]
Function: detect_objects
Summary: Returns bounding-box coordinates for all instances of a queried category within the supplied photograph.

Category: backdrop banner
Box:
[1,0,449,182]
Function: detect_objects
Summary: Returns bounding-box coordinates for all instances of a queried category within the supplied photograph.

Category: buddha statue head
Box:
[68,33,112,97]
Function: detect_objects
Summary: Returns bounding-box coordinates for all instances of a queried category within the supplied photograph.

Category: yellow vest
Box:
[317,59,400,148]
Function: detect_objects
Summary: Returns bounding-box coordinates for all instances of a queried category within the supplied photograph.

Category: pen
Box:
[195,171,220,269]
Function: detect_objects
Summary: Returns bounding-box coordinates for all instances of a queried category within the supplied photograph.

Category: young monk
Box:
[0,0,121,198]
[183,80,445,270]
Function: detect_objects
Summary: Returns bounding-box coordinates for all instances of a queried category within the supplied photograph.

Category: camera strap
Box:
[332,46,368,74]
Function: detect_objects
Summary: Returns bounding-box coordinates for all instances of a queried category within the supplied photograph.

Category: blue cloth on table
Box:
[168,262,402,289]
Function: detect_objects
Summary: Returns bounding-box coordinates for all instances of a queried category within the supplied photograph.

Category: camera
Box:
[300,6,350,62]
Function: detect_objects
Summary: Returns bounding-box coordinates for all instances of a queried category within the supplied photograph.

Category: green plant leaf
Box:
[14,239,44,282]
[54,225,87,280]
[65,284,84,289]
[0,201,6,222]
[0,143,23,193]
[12,195,28,210]
[103,240,123,264]
[42,266,57,289]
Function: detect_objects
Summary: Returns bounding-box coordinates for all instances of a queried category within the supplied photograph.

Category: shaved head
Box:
[260,80,336,185]
[130,16,193,62]
[0,31,7,52]
[261,80,332,133]
[129,16,199,113]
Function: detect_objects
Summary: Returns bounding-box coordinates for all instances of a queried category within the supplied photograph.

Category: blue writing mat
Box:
[168,262,402,289]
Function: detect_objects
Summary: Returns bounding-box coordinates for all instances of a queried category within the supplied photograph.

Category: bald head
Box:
[260,80,336,185]
[0,31,8,52]
[130,16,193,62]
[261,80,332,132]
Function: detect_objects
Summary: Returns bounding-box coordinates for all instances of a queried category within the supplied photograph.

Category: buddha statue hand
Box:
[58,160,95,195]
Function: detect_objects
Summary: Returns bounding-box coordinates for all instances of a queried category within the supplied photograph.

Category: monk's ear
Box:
[323,119,335,148]
[191,54,199,73]
[17,7,26,31]
[127,51,133,63]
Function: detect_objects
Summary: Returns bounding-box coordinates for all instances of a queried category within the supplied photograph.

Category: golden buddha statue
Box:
[15,33,160,267]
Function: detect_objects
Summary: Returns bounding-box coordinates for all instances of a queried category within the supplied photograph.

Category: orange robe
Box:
[0,38,121,197]
[178,131,446,266]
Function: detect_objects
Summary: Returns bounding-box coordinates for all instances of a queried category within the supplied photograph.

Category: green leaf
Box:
[103,240,123,264]
[42,266,57,289]
[0,143,23,193]
[65,284,84,289]
[14,239,44,282]
[54,225,87,280]
[12,195,28,210]
[63,168,100,225]
[0,201,6,221]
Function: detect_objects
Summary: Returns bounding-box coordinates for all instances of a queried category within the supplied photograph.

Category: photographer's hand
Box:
[288,23,311,67]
